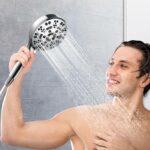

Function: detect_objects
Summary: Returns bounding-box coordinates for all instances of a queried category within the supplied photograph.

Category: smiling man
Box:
[107,44,148,98]
[1,40,150,150]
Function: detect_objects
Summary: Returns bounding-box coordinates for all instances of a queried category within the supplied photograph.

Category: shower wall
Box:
[0,0,123,149]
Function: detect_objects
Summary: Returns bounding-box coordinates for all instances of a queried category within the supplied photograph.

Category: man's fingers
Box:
[95,131,111,141]
[11,53,28,67]
[18,46,31,59]
[94,138,107,147]
[95,135,107,142]
[94,146,106,150]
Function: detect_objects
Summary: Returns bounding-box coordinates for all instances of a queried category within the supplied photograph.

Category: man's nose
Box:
[107,65,118,76]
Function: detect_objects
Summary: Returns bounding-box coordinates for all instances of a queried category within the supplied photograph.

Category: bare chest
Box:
[73,109,150,150]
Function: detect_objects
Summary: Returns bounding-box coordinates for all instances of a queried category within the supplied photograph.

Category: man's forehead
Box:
[111,46,143,64]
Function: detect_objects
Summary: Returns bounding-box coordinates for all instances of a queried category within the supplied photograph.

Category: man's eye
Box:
[120,64,128,68]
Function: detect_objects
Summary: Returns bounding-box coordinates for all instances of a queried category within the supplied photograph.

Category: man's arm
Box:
[0,47,75,149]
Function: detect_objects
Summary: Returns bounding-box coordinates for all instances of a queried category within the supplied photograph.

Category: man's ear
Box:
[140,74,150,88]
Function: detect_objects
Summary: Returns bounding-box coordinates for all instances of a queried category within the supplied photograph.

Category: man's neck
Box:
[112,93,146,120]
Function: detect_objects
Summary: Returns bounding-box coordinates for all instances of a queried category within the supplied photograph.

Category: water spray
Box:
[0,14,67,98]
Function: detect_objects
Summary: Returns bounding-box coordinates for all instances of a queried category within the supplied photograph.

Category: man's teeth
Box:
[108,80,119,84]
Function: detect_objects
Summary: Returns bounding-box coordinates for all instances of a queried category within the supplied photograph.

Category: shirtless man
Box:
[1,40,150,150]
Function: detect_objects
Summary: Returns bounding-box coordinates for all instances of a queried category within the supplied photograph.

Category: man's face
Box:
[106,46,143,98]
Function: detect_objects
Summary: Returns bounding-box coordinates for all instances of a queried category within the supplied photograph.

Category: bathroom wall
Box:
[124,0,150,107]
[125,0,150,42]
[0,0,123,149]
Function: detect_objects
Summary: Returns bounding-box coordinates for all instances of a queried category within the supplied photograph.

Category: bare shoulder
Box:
[52,102,113,127]
[67,102,112,119]
[52,105,95,121]
[74,101,113,113]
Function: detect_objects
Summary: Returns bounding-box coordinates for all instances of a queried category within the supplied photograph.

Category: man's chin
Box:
[106,89,121,97]
[106,89,127,99]
[107,91,117,96]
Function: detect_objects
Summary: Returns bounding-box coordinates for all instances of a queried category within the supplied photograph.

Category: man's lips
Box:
[106,78,120,85]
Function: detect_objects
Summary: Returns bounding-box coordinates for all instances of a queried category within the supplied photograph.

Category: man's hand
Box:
[9,46,35,75]
[94,130,137,150]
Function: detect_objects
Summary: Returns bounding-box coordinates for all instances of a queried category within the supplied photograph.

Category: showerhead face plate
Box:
[29,14,67,51]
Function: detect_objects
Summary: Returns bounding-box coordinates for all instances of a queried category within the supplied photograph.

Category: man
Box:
[1,40,150,150]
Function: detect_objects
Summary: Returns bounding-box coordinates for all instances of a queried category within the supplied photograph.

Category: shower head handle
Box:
[3,14,67,88]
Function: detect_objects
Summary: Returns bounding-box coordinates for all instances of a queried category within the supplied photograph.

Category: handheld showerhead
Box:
[28,14,67,51]
[0,14,67,97]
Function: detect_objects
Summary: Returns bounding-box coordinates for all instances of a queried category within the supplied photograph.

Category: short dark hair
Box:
[116,40,150,96]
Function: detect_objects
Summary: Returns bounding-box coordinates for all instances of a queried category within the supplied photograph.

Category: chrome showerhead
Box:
[28,14,67,51]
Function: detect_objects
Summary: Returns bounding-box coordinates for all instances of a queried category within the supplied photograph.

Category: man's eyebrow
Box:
[119,60,130,64]
[110,58,131,64]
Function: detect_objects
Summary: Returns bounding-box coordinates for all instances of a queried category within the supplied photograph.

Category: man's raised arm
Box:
[0,46,75,149]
